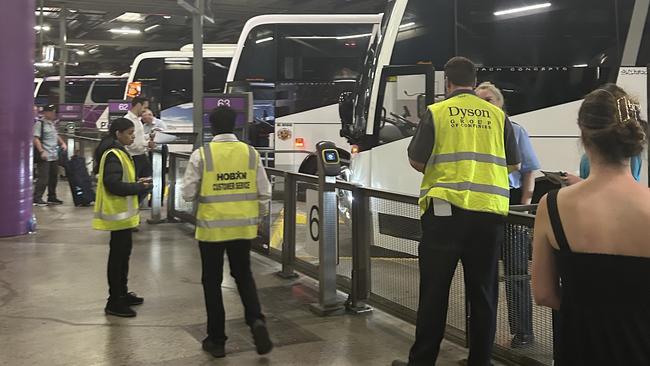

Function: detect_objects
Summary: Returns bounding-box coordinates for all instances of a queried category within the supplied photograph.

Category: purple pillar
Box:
[0,0,35,237]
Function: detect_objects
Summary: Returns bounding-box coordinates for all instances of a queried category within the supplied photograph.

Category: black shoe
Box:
[33,198,48,207]
[511,333,535,348]
[251,319,273,355]
[391,361,409,366]
[202,337,225,358]
[125,292,144,306]
[47,198,63,205]
[105,300,136,318]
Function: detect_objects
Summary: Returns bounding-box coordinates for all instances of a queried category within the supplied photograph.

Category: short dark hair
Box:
[209,106,237,135]
[131,96,148,107]
[444,56,476,87]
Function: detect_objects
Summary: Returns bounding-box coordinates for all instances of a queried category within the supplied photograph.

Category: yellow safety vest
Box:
[195,141,259,242]
[93,148,140,231]
[419,92,510,216]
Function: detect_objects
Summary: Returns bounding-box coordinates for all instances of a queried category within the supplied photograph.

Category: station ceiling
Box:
[35,0,385,76]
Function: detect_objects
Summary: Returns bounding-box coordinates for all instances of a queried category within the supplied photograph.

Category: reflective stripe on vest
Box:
[195,141,259,242]
[196,217,259,229]
[428,152,507,167]
[92,148,140,231]
[419,93,510,216]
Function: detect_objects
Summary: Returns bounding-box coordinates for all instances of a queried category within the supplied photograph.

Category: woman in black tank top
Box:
[531,84,650,366]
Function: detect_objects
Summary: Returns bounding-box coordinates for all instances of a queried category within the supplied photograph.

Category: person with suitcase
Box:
[93,118,151,317]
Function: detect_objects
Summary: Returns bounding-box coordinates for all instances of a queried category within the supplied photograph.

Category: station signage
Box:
[57,103,83,121]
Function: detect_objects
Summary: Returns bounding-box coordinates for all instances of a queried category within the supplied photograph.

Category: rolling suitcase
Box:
[64,155,95,207]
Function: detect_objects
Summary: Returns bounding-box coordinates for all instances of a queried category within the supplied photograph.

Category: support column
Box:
[0,0,36,236]
[58,6,67,105]
[192,0,204,149]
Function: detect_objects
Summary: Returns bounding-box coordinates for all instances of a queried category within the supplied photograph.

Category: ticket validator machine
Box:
[309,141,346,316]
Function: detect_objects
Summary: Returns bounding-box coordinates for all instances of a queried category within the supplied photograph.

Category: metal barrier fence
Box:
[166,152,553,366]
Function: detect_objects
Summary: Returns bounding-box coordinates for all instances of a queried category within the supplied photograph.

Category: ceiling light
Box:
[144,24,160,33]
[573,64,588,67]
[88,47,100,54]
[114,12,146,23]
[34,25,50,32]
[34,62,54,68]
[76,50,85,55]
[256,37,274,44]
[399,22,416,29]
[109,27,141,35]
[66,42,85,46]
[98,72,113,76]
[163,15,172,19]
[494,3,551,16]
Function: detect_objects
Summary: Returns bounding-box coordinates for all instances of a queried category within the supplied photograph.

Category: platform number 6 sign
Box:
[309,205,319,242]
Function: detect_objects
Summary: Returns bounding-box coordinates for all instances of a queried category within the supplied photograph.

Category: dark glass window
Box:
[390,0,455,67]
[235,26,276,82]
[234,23,374,82]
[36,80,91,104]
[277,23,374,82]
[457,0,620,66]
[133,57,230,113]
[90,80,127,103]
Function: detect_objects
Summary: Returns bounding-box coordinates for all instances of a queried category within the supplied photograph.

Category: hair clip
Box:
[616,96,640,125]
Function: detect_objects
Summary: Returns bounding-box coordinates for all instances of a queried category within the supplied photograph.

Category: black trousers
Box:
[34,160,59,200]
[132,154,152,204]
[502,188,533,336]
[199,240,265,344]
[409,206,503,366]
[107,229,133,301]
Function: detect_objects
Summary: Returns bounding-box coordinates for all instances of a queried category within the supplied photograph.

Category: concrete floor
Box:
[0,189,504,366]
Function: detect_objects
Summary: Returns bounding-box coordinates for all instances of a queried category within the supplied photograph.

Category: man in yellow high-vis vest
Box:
[182,106,273,359]
[394,57,521,366]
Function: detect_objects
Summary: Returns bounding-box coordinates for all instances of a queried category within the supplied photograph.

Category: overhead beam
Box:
[67,38,180,48]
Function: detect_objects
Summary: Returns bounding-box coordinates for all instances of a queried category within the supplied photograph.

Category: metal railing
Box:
[166,153,552,366]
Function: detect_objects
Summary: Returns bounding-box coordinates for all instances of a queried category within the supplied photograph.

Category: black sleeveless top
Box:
[546,190,650,366]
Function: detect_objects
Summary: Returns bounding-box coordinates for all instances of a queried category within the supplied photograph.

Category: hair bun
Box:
[578,84,648,163]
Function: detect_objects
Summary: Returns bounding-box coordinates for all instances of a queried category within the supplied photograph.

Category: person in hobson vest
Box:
[182,106,273,358]
[393,57,521,366]
[92,118,152,317]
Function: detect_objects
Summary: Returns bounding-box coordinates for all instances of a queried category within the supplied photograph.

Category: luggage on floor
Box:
[64,155,95,207]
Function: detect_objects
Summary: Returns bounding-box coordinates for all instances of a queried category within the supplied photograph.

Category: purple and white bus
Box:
[34,75,127,129]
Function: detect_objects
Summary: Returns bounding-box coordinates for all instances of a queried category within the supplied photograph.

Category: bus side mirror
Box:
[338,92,354,136]
[417,94,428,118]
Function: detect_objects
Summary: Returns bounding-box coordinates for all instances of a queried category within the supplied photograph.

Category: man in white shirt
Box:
[124,96,154,204]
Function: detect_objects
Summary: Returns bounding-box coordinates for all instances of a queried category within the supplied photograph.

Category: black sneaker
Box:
[202,337,225,358]
[47,198,63,205]
[125,292,144,305]
[511,333,535,348]
[251,319,273,355]
[33,198,48,207]
[105,300,136,318]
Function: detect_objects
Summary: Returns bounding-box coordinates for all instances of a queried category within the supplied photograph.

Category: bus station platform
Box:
[0,191,501,366]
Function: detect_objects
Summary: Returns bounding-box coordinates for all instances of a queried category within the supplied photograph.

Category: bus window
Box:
[234,25,276,82]
[36,80,91,105]
[91,79,127,103]
[277,23,373,82]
